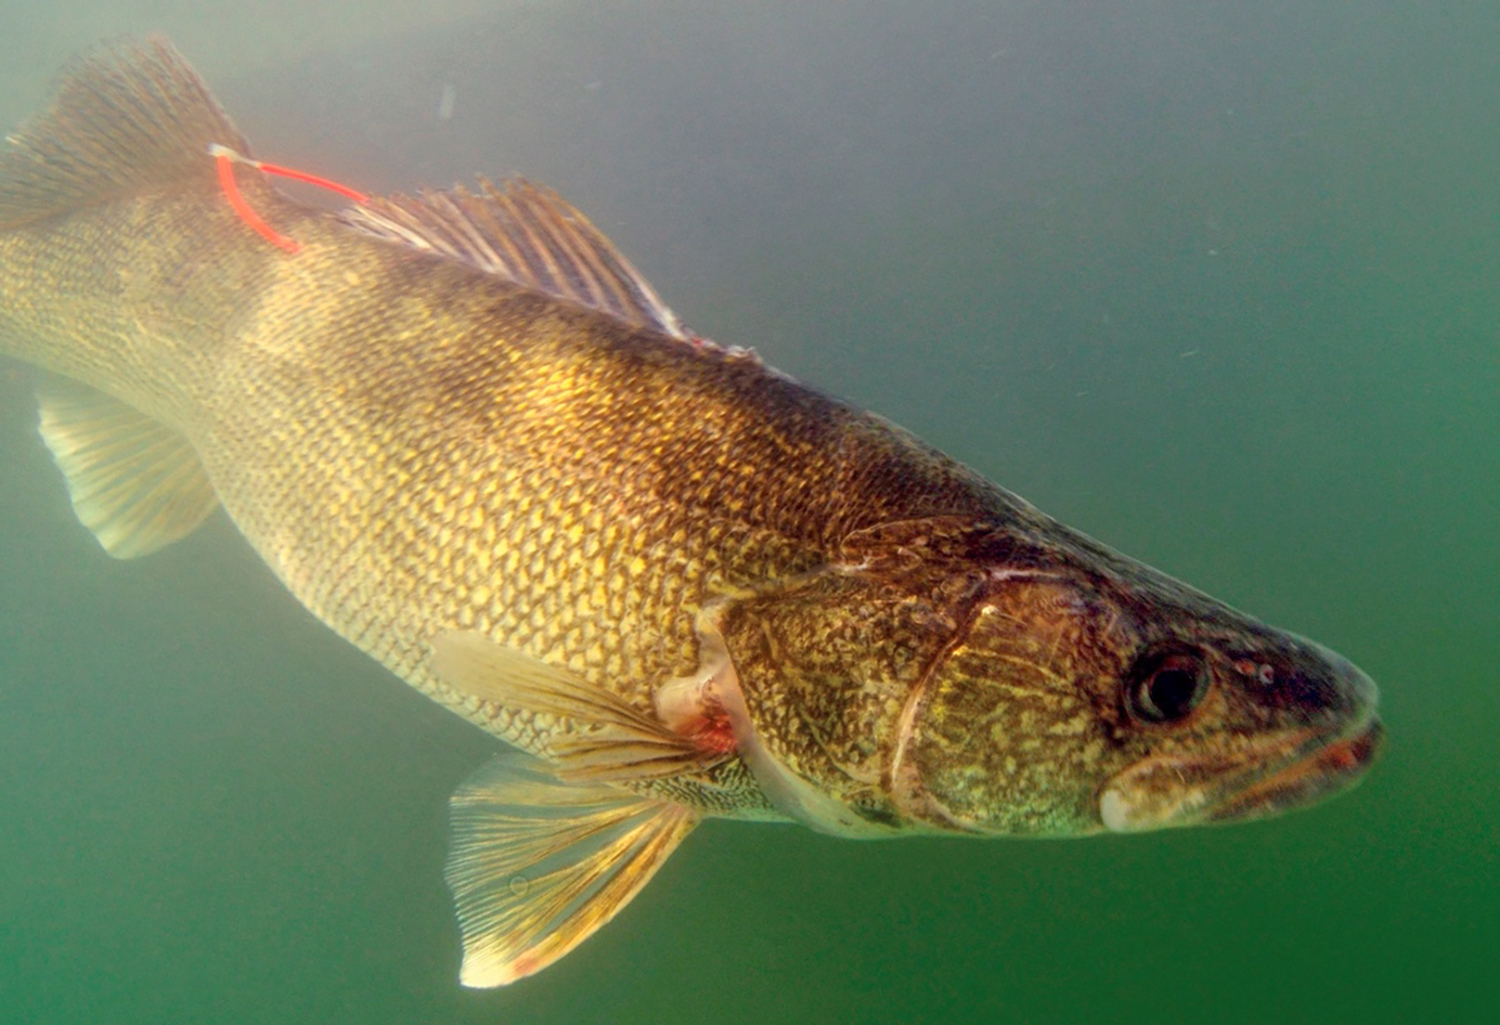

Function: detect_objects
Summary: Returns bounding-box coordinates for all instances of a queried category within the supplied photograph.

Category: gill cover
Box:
[699,519,1002,837]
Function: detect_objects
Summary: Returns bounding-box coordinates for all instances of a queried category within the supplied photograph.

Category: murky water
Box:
[1,3,1494,1022]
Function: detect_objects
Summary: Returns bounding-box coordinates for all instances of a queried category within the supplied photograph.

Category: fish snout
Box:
[1257,636,1380,733]
[1318,641,1380,720]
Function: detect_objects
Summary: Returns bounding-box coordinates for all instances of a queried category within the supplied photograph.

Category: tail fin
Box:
[0,36,246,229]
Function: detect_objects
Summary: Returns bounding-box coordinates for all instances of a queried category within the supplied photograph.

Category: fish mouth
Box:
[1099,710,1385,834]
[1199,714,1384,823]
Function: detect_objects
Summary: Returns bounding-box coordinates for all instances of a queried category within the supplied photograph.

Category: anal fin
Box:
[446,750,698,987]
[37,381,218,558]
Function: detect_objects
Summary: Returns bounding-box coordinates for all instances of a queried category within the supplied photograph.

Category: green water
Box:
[1,3,1494,1022]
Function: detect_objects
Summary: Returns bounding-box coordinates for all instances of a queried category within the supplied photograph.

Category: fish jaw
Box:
[1199,715,1384,823]
[1099,695,1384,833]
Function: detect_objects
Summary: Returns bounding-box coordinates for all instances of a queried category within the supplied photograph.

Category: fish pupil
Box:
[1129,652,1210,723]
[1148,669,1199,719]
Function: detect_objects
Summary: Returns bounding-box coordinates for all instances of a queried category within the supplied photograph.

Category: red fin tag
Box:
[213,147,298,253]
[253,159,368,203]
[209,143,367,254]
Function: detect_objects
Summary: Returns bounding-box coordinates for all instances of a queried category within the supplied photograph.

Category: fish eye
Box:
[1127,651,1210,724]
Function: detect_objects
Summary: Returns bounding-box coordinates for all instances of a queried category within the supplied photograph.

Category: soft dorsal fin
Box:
[446,750,698,986]
[432,631,722,783]
[0,36,244,228]
[341,177,687,339]
[36,381,218,558]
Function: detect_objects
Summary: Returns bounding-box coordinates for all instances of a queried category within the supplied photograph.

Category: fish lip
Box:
[1099,704,1385,833]
[1200,712,1384,824]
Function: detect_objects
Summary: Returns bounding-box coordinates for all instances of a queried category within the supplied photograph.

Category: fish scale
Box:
[199,206,884,785]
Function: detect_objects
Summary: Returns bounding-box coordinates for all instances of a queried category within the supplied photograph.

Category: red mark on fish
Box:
[209,143,367,254]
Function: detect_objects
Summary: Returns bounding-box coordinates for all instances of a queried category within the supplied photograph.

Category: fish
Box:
[0,38,1383,986]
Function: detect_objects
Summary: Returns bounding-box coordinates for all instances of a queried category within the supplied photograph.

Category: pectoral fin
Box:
[687,594,910,838]
[446,750,698,987]
[36,382,218,558]
[432,631,721,783]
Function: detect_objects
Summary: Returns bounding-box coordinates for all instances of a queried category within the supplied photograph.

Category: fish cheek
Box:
[905,603,1125,837]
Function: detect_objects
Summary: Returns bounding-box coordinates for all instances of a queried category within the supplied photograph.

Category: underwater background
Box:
[0,2,1493,1022]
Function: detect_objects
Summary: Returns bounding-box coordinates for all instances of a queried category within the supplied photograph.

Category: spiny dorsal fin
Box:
[432,631,721,783]
[37,381,218,559]
[446,750,698,986]
[341,177,688,339]
[0,36,244,228]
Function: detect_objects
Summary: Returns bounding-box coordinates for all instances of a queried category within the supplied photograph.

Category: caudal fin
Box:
[0,36,246,229]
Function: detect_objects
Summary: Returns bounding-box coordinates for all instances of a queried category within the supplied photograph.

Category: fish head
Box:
[890,524,1385,837]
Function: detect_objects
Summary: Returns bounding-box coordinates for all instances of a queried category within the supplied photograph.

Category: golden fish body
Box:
[0,40,1382,985]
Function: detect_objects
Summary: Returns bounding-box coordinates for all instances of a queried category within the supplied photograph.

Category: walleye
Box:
[0,39,1383,985]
